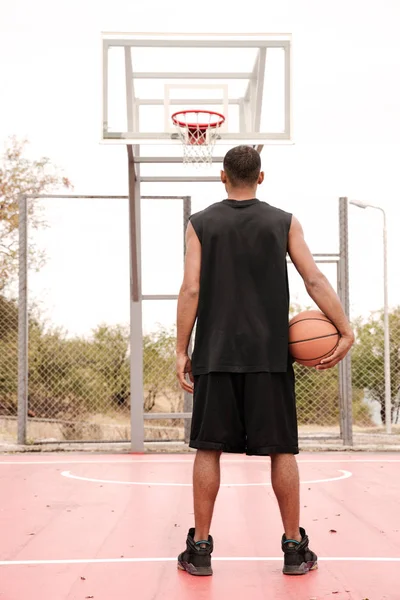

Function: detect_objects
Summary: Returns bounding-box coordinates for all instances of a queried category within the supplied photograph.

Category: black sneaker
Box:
[177,528,213,576]
[282,527,318,575]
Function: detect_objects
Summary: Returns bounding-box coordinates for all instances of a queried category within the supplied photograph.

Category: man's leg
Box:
[193,449,222,543]
[245,372,317,575]
[270,453,301,542]
[271,452,318,575]
[178,373,244,576]
[177,449,222,576]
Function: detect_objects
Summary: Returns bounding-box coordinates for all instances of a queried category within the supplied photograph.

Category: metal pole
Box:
[140,176,222,183]
[338,198,353,446]
[336,259,344,440]
[338,206,345,441]
[182,197,192,444]
[127,146,144,452]
[382,210,392,433]
[18,194,28,445]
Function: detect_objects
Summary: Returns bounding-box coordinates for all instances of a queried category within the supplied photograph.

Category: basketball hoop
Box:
[171,110,225,166]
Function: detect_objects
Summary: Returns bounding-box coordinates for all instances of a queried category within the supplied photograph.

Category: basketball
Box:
[289,310,340,367]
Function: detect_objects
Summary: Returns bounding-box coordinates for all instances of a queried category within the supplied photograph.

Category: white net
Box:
[172,111,225,166]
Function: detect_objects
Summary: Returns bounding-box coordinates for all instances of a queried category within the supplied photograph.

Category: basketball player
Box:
[176,145,354,576]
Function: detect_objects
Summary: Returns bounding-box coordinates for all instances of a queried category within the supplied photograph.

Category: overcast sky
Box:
[1,0,399,336]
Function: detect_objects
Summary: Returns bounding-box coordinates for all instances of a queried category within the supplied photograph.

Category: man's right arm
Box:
[287,215,354,370]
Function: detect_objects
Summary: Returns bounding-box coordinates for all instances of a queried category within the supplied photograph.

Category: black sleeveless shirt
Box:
[189,199,292,375]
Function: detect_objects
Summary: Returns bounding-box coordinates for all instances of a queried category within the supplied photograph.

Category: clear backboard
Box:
[101,33,292,147]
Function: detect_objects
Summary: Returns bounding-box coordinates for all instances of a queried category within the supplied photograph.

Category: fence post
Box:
[338,197,353,446]
[18,194,28,445]
[128,146,145,452]
[183,197,192,444]
[336,259,344,441]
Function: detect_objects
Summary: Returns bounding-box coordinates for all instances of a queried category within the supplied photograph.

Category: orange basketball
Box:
[289,310,340,367]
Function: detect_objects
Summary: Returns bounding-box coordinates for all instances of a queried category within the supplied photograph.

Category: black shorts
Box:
[189,368,298,456]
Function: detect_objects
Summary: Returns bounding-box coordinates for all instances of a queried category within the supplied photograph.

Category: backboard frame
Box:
[101,32,293,147]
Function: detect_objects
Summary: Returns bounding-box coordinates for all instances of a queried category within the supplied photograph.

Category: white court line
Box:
[61,469,352,487]
[0,458,399,465]
[0,556,399,566]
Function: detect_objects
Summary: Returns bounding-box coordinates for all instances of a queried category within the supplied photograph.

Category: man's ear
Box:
[258,171,265,185]
[221,170,227,184]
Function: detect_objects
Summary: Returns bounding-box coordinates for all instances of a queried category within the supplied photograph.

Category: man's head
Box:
[221,145,264,193]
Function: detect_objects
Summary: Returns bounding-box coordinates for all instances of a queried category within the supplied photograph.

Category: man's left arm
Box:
[176,221,201,393]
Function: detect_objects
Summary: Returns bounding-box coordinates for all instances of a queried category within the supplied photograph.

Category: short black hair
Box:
[223,145,261,186]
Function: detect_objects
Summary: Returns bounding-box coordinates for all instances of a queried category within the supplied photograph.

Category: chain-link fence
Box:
[350,308,400,442]
[348,203,400,445]
[0,295,18,443]
[26,321,132,443]
[2,194,399,448]
[24,195,131,444]
[287,261,343,444]
[142,321,184,442]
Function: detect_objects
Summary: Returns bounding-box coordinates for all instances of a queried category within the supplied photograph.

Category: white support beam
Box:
[102,41,109,135]
[132,72,253,80]
[239,99,246,134]
[104,38,290,49]
[242,100,253,133]
[138,98,241,106]
[253,48,267,132]
[244,50,261,102]
[245,71,256,131]
[242,48,261,133]
[284,43,292,138]
[124,47,135,133]
[249,78,257,122]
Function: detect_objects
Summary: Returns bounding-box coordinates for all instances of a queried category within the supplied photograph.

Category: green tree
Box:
[289,303,340,425]
[28,322,131,419]
[0,307,181,422]
[28,322,94,419]
[88,324,130,408]
[143,327,181,412]
[294,364,339,425]
[352,308,400,425]
[0,295,18,414]
[0,137,71,290]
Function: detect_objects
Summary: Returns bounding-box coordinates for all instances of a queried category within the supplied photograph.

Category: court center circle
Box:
[61,469,352,487]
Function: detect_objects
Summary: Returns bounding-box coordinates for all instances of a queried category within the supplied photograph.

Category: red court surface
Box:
[1,453,399,600]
